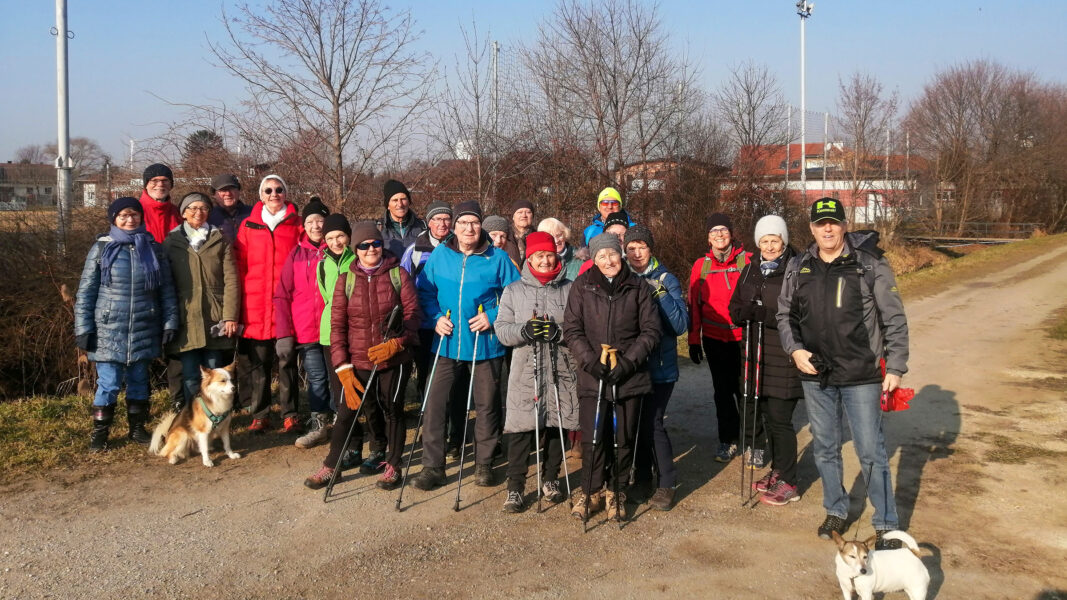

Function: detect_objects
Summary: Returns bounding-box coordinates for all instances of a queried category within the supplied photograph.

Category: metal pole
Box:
[797,2,813,202]
[53,0,72,254]
[823,112,829,194]
[784,108,791,204]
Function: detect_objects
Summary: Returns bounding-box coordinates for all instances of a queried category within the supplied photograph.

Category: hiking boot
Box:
[88,405,114,454]
[714,442,738,463]
[340,449,362,471]
[626,480,653,504]
[760,480,801,506]
[359,450,387,475]
[247,417,270,434]
[604,489,627,521]
[503,490,526,513]
[817,515,847,540]
[570,490,591,521]
[752,470,780,493]
[875,529,904,550]
[541,480,566,504]
[649,487,676,511]
[447,443,462,461]
[588,489,604,514]
[303,465,335,490]
[412,466,446,491]
[282,415,303,434]
[294,412,330,449]
[474,464,495,487]
[376,463,401,490]
[126,402,152,445]
[745,447,766,470]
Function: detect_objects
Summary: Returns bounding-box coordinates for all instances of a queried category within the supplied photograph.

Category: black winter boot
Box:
[89,405,115,453]
[126,401,152,445]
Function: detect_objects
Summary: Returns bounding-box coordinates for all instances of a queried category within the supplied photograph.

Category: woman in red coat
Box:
[234,174,302,433]
[304,221,421,491]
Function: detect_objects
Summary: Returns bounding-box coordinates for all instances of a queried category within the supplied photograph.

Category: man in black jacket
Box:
[777,197,910,546]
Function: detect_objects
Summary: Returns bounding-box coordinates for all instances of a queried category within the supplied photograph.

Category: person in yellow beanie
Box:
[582,187,635,245]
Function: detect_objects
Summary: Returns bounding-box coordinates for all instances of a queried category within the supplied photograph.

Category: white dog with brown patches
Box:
[832,530,929,600]
[149,365,241,467]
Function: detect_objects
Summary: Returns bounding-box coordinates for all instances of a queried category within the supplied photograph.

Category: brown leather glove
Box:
[367,338,403,365]
[335,365,365,410]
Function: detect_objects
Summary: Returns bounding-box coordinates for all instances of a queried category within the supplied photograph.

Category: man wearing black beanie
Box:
[379,179,426,258]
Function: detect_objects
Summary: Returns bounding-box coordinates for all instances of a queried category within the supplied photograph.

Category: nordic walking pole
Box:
[581,344,611,532]
[396,310,449,511]
[628,397,643,487]
[326,305,401,502]
[549,333,571,499]
[533,336,543,514]
[747,322,764,505]
[605,347,622,527]
[739,321,751,504]
[453,304,483,512]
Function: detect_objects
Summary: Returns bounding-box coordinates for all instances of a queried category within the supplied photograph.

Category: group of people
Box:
[74,166,910,541]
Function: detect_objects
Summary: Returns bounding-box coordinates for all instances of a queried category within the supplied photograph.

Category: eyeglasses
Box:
[356,240,383,250]
[184,206,210,213]
[454,220,480,229]
[147,177,170,186]
[262,187,285,195]
[114,212,140,221]
[709,227,730,236]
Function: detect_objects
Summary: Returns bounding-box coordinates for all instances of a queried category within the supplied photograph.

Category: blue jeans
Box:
[178,349,229,404]
[298,343,331,414]
[802,381,898,529]
[94,360,150,407]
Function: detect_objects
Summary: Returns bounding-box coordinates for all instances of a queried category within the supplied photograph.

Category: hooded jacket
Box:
[495,261,579,433]
[138,190,181,243]
[162,225,239,354]
[632,258,689,384]
[233,202,302,340]
[317,246,356,346]
[687,244,752,343]
[416,231,521,361]
[776,230,909,386]
[274,232,326,344]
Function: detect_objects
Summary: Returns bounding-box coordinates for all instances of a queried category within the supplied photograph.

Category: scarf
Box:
[530,261,562,286]
[184,222,209,252]
[100,224,160,290]
[262,203,288,231]
[760,257,780,276]
[712,245,733,263]
[138,190,181,243]
[356,260,383,277]
[634,256,660,277]
[588,261,630,296]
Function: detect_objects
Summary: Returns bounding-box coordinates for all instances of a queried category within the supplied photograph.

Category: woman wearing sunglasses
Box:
[305,222,421,490]
[234,175,302,434]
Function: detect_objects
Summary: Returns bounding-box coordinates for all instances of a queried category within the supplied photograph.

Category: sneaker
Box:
[247,417,269,434]
[760,480,801,506]
[340,449,362,471]
[875,529,904,550]
[817,515,847,540]
[376,464,401,490]
[714,442,738,463]
[752,470,780,493]
[474,464,495,487]
[649,487,676,511]
[541,480,566,504]
[604,489,627,521]
[503,490,526,513]
[359,450,387,475]
[745,448,766,470]
[295,413,330,449]
[411,466,446,491]
[303,465,335,490]
[282,415,303,434]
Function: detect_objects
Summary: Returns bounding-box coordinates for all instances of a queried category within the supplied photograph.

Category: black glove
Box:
[522,319,539,342]
[162,329,177,345]
[605,354,635,384]
[75,333,96,352]
[584,360,610,380]
[275,336,295,361]
[751,298,766,322]
[538,319,561,343]
[689,344,703,364]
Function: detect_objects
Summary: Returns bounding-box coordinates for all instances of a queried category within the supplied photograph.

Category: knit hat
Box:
[323,213,351,237]
[302,196,330,221]
[524,231,556,259]
[383,179,410,206]
[454,200,483,222]
[351,220,383,245]
[425,200,452,221]
[588,232,622,259]
[705,212,733,232]
[142,163,173,187]
[179,192,212,215]
[210,173,240,192]
[623,223,654,250]
[597,186,623,208]
[603,211,630,230]
[483,215,508,233]
[753,215,789,247]
[258,174,288,197]
[108,196,143,223]
[510,199,535,215]
[810,197,846,223]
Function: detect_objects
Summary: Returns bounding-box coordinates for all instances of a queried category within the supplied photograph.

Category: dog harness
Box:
[198,397,232,430]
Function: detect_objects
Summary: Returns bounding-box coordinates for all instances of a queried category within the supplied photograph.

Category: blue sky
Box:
[1,0,1064,164]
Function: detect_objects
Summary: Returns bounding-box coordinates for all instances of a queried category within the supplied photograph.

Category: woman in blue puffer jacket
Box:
[74,197,179,453]
[622,225,689,511]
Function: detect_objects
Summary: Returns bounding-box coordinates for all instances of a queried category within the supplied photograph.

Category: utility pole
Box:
[796,1,814,202]
[52,0,73,254]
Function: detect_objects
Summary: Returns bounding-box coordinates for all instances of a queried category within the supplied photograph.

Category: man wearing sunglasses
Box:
[379,179,427,259]
[583,186,636,245]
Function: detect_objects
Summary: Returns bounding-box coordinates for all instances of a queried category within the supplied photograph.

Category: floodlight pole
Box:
[797,1,813,201]
[53,0,73,254]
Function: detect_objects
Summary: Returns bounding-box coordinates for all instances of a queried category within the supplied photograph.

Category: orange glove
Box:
[367,338,403,365]
[336,365,365,410]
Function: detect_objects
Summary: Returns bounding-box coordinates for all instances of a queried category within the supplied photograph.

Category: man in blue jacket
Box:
[412,200,520,490]
[583,186,636,245]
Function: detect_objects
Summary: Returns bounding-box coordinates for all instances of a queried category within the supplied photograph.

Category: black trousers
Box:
[505,428,565,492]
[415,329,468,452]
[166,357,184,406]
[240,338,297,421]
[579,392,640,493]
[702,336,741,445]
[420,356,503,468]
[323,348,385,452]
[633,382,678,489]
[323,364,409,468]
[763,395,801,485]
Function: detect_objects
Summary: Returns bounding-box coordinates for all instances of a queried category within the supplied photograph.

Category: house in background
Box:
[0,162,55,210]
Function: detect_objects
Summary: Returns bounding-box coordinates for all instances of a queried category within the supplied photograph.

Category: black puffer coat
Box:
[562,264,661,399]
[729,247,803,400]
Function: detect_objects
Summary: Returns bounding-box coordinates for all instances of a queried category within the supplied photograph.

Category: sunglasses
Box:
[356,240,383,250]
[262,187,285,195]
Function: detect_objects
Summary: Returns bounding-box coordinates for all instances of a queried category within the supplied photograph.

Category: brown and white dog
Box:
[149,364,241,467]
[832,530,929,600]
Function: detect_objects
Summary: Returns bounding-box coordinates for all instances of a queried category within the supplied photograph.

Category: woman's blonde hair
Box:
[537,217,570,240]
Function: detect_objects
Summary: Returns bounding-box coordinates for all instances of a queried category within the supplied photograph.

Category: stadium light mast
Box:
[52,0,73,253]
[797,0,813,201]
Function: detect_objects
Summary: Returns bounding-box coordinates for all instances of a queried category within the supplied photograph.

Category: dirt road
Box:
[3,244,1067,599]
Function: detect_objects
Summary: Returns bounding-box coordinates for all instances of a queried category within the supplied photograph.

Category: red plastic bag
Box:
[879,359,914,412]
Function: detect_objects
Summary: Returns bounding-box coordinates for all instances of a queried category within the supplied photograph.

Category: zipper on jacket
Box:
[835,276,844,308]
[128,245,135,363]
[457,255,468,359]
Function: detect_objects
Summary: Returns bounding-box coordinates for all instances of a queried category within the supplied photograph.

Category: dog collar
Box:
[199,397,232,430]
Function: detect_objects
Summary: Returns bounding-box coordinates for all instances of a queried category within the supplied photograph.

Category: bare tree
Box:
[14,145,48,164]
[836,71,899,223]
[208,0,435,209]
[46,137,111,179]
